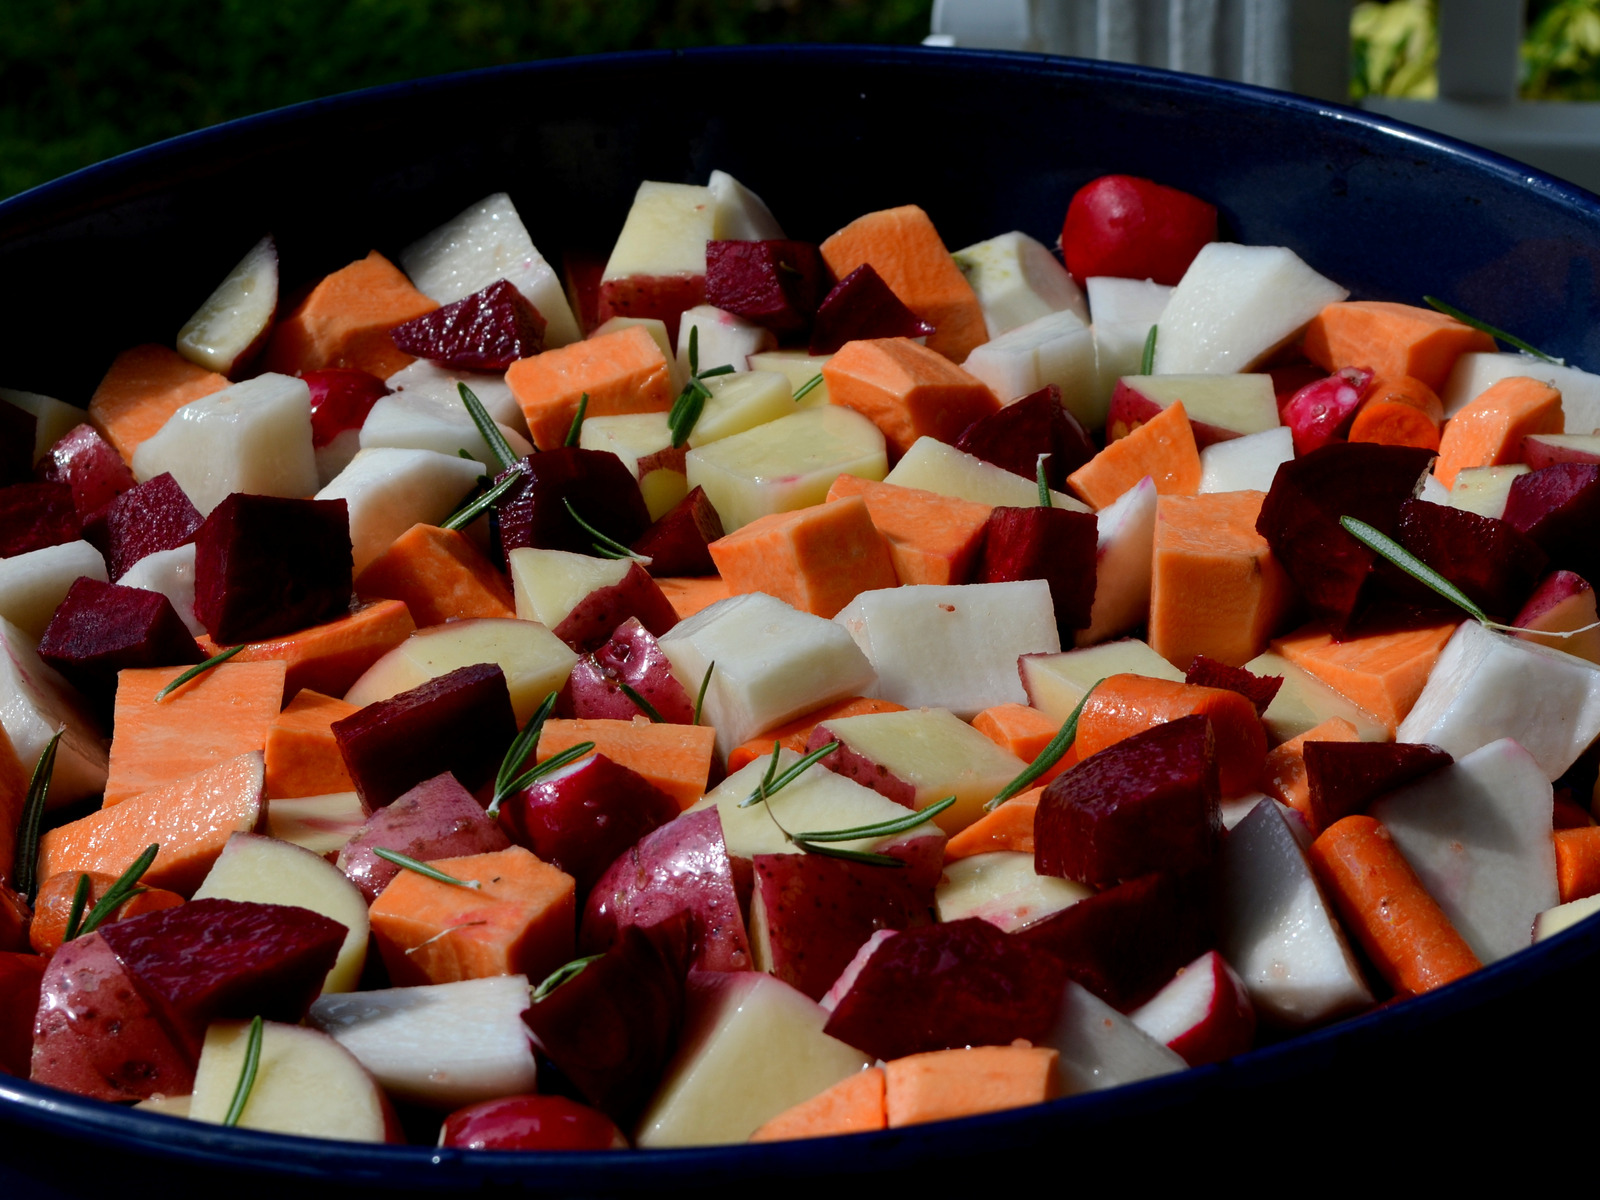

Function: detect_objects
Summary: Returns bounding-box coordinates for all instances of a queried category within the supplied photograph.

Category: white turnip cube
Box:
[688,371,794,446]
[316,447,485,573]
[358,392,532,464]
[1246,650,1389,744]
[884,437,1086,512]
[953,230,1088,338]
[961,309,1096,417]
[1077,475,1157,646]
[0,616,108,807]
[117,544,202,636]
[0,540,107,642]
[1199,426,1294,494]
[1042,980,1186,1095]
[707,169,785,240]
[384,358,525,433]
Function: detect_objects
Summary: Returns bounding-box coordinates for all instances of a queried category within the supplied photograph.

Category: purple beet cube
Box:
[1303,739,1453,834]
[40,424,137,527]
[336,772,510,902]
[705,240,828,336]
[492,447,651,562]
[332,662,518,808]
[390,279,546,372]
[0,481,78,558]
[975,505,1099,636]
[632,485,724,577]
[809,263,936,355]
[953,385,1097,488]
[193,493,352,644]
[102,472,204,580]
[1503,462,1600,584]
[38,577,202,714]
[1392,498,1547,620]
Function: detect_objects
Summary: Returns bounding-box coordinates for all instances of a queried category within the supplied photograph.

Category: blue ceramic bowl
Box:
[3,45,1598,1195]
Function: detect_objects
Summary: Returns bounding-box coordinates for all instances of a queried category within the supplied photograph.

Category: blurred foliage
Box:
[0,0,933,199]
[1524,0,1600,98]
[1350,0,1437,100]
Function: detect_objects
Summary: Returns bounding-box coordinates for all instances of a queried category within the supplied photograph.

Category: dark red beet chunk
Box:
[193,494,353,644]
[332,662,518,808]
[493,448,652,558]
[38,577,201,714]
[39,424,135,526]
[822,918,1068,1062]
[705,240,828,336]
[1392,499,1547,621]
[1502,463,1600,584]
[632,485,723,577]
[0,481,77,558]
[336,772,509,902]
[1184,656,1283,717]
[975,505,1099,637]
[1304,740,1453,834]
[304,368,390,448]
[0,402,33,487]
[102,472,204,581]
[954,385,1097,488]
[390,279,546,372]
[809,264,936,355]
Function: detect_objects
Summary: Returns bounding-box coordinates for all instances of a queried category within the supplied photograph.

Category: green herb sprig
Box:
[618,682,665,723]
[1140,324,1158,375]
[441,469,520,532]
[12,729,62,900]
[563,498,649,562]
[985,681,1101,812]
[793,373,824,403]
[493,691,557,809]
[68,843,158,941]
[693,661,715,726]
[739,741,839,809]
[1036,454,1053,508]
[156,644,245,702]
[565,393,589,447]
[1423,296,1559,365]
[223,1016,264,1128]
[490,743,597,818]
[373,847,482,889]
[61,874,91,944]
[667,326,737,448]
[532,953,604,1001]
[761,791,953,867]
[458,383,519,468]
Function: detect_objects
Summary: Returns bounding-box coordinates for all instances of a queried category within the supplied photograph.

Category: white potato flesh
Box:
[0,388,83,464]
[603,181,715,281]
[1246,650,1390,744]
[1020,639,1182,723]
[1118,373,1279,438]
[708,169,785,241]
[0,617,108,807]
[936,851,1090,931]
[1199,426,1295,494]
[507,548,633,630]
[359,393,531,464]
[579,411,675,477]
[835,581,1059,717]
[1448,464,1529,521]
[176,234,279,375]
[1088,277,1174,420]
[384,358,525,432]
[1535,894,1600,941]
[748,350,833,408]
[884,437,1086,512]
[1042,981,1186,1095]
[1441,351,1600,427]
[675,305,776,375]
[265,792,367,857]
[953,230,1088,338]
[1077,476,1157,647]
[131,373,318,516]
[315,447,485,573]
[961,309,1096,417]
[688,371,794,446]
[117,544,201,636]
[0,540,107,641]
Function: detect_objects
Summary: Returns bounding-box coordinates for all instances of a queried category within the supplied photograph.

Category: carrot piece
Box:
[971,705,1076,784]
[943,787,1047,861]
[1074,674,1267,797]
[820,338,999,461]
[1309,813,1482,995]
[197,600,416,703]
[1348,398,1441,451]
[368,845,575,987]
[260,250,437,381]
[819,205,988,363]
[264,689,359,800]
[726,696,909,773]
[1301,301,1495,392]
[708,496,898,619]
[505,324,674,450]
[883,1044,1059,1127]
[1148,491,1293,670]
[1067,401,1201,510]
[1258,717,1361,831]
[537,717,716,810]
[0,726,27,891]
[1554,826,1600,903]
[103,661,287,807]
[354,524,516,626]
[749,1067,887,1142]
[29,870,184,956]
[38,751,266,895]
[1434,376,1563,488]
[826,474,992,586]
[88,344,229,462]
[655,576,731,621]
[1271,621,1459,736]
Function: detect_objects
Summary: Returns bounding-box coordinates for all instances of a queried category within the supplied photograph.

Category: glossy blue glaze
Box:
[3,44,1597,1193]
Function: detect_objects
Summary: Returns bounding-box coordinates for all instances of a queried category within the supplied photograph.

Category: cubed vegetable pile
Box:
[5,166,1600,1150]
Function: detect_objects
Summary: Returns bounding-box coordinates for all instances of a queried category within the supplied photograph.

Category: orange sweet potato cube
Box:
[884,1045,1059,1127]
[708,496,898,618]
[826,474,991,586]
[1068,401,1201,510]
[354,524,516,626]
[261,250,437,380]
[821,338,999,461]
[88,344,229,462]
[1301,301,1495,393]
[1271,621,1460,736]
[264,689,359,800]
[505,324,674,450]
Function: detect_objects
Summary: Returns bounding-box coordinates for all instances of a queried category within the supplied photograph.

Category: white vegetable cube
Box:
[748,350,833,408]
[1246,650,1391,744]
[1199,426,1295,494]
[884,437,1087,512]
[359,392,531,465]
[131,372,318,516]
[953,231,1088,337]
[685,406,887,532]
[116,545,201,636]
[1535,894,1600,942]
[578,411,674,475]
[658,592,876,759]
[0,387,83,463]
[1020,639,1182,722]
[0,541,107,641]
[835,581,1060,718]
[936,851,1090,931]
[1441,350,1600,427]
[676,305,776,375]
[603,181,715,281]
[961,310,1097,419]
[689,371,794,446]
[316,447,485,573]
[1087,277,1173,419]
[507,547,632,629]
[708,169,785,241]
[1449,464,1529,521]
[265,791,366,857]
[1043,981,1185,1094]
[384,359,525,431]
[0,616,108,807]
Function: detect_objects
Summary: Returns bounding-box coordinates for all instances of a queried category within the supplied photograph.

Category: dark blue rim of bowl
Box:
[3,41,1600,1187]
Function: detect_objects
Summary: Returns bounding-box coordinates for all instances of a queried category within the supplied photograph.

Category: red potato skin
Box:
[551,562,680,654]
[806,725,917,808]
[336,771,509,903]
[596,274,706,346]
[441,1094,628,1150]
[1062,175,1218,287]
[560,617,696,723]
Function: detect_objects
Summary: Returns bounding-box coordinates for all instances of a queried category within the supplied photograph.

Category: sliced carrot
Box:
[1555,826,1600,904]
[354,524,516,626]
[749,1067,887,1142]
[1434,376,1563,488]
[198,600,416,703]
[819,205,988,363]
[971,705,1076,785]
[1271,620,1459,736]
[103,661,287,807]
[29,870,184,956]
[1258,717,1361,831]
[655,576,731,621]
[1309,814,1482,996]
[1067,401,1201,510]
[1148,491,1292,670]
[708,496,898,619]
[264,689,359,800]
[88,344,229,462]
[943,787,1046,861]
[1074,674,1267,797]
[1301,301,1495,392]
[260,250,437,380]
[369,845,575,987]
[726,696,909,773]
[820,338,999,461]
[883,1044,1059,1127]
[1348,398,1441,451]
[537,717,717,810]
[0,726,27,891]
[505,324,674,450]
[38,751,265,895]
[826,473,991,586]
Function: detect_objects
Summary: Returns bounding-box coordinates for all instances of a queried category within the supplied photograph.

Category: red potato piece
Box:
[1062,175,1217,286]
[551,560,679,654]
[440,1094,628,1151]
[560,617,695,723]
[336,772,510,902]
[1502,463,1600,586]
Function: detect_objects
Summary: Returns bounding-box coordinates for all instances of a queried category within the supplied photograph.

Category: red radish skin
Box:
[1062,175,1218,286]
[1280,367,1373,457]
[1129,949,1256,1067]
[441,1094,628,1151]
[304,368,390,448]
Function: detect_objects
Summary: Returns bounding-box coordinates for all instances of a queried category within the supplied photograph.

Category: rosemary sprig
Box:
[223,1016,264,1128]
[61,874,91,944]
[740,741,840,808]
[618,682,665,723]
[565,393,589,448]
[985,681,1101,812]
[72,843,158,940]
[563,498,649,562]
[156,644,245,701]
[494,692,558,802]
[1141,324,1158,375]
[693,661,715,726]
[458,383,519,469]
[12,729,62,900]
[1036,454,1052,508]
[793,373,824,403]
[667,326,737,448]
[440,469,520,532]
[532,953,604,1001]
[373,847,482,889]
[1423,296,1559,365]
[491,742,597,816]
[794,795,956,843]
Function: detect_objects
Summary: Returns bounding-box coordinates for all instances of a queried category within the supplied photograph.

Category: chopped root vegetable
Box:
[1554,826,1600,903]
[708,496,898,619]
[199,600,416,703]
[354,524,516,626]
[942,787,1046,861]
[1271,621,1459,737]
[1434,376,1563,489]
[820,338,999,461]
[505,324,675,451]
[536,717,717,811]
[1301,301,1494,392]
[748,1066,887,1141]
[261,250,437,381]
[87,344,229,462]
[1258,717,1360,831]
[264,689,359,800]
[826,474,992,586]
[883,1044,1059,1127]
[1067,401,1201,510]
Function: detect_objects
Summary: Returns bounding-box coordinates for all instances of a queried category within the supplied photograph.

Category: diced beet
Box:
[0,481,78,558]
[705,240,828,336]
[953,385,1097,488]
[336,772,508,902]
[493,448,652,561]
[303,368,390,448]
[632,485,724,577]
[1184,656,1283,717]
[523,917,691,1127]
[333,662,518,808]
[821,918,1068,1061]
[1012,869,1215,1012]
[0,402,34,487]
[1280,367,1373,457]
[1303,740,1453,833]
[498,752,680,897]
[193,493,353,644]
[559,617,695,723]
[1502,462,1600,584]
[551,561,679,654]
[390,279,546,372]
[37,577,202,714]
[102,472,204,580]
[97,898,346,1060]
[1256,442,1435,631]
[975,505,1099,636]
[808,263,936,355]
[39,424,136,526]
[1036,713,1221,887]
[1392,499,1547,621]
